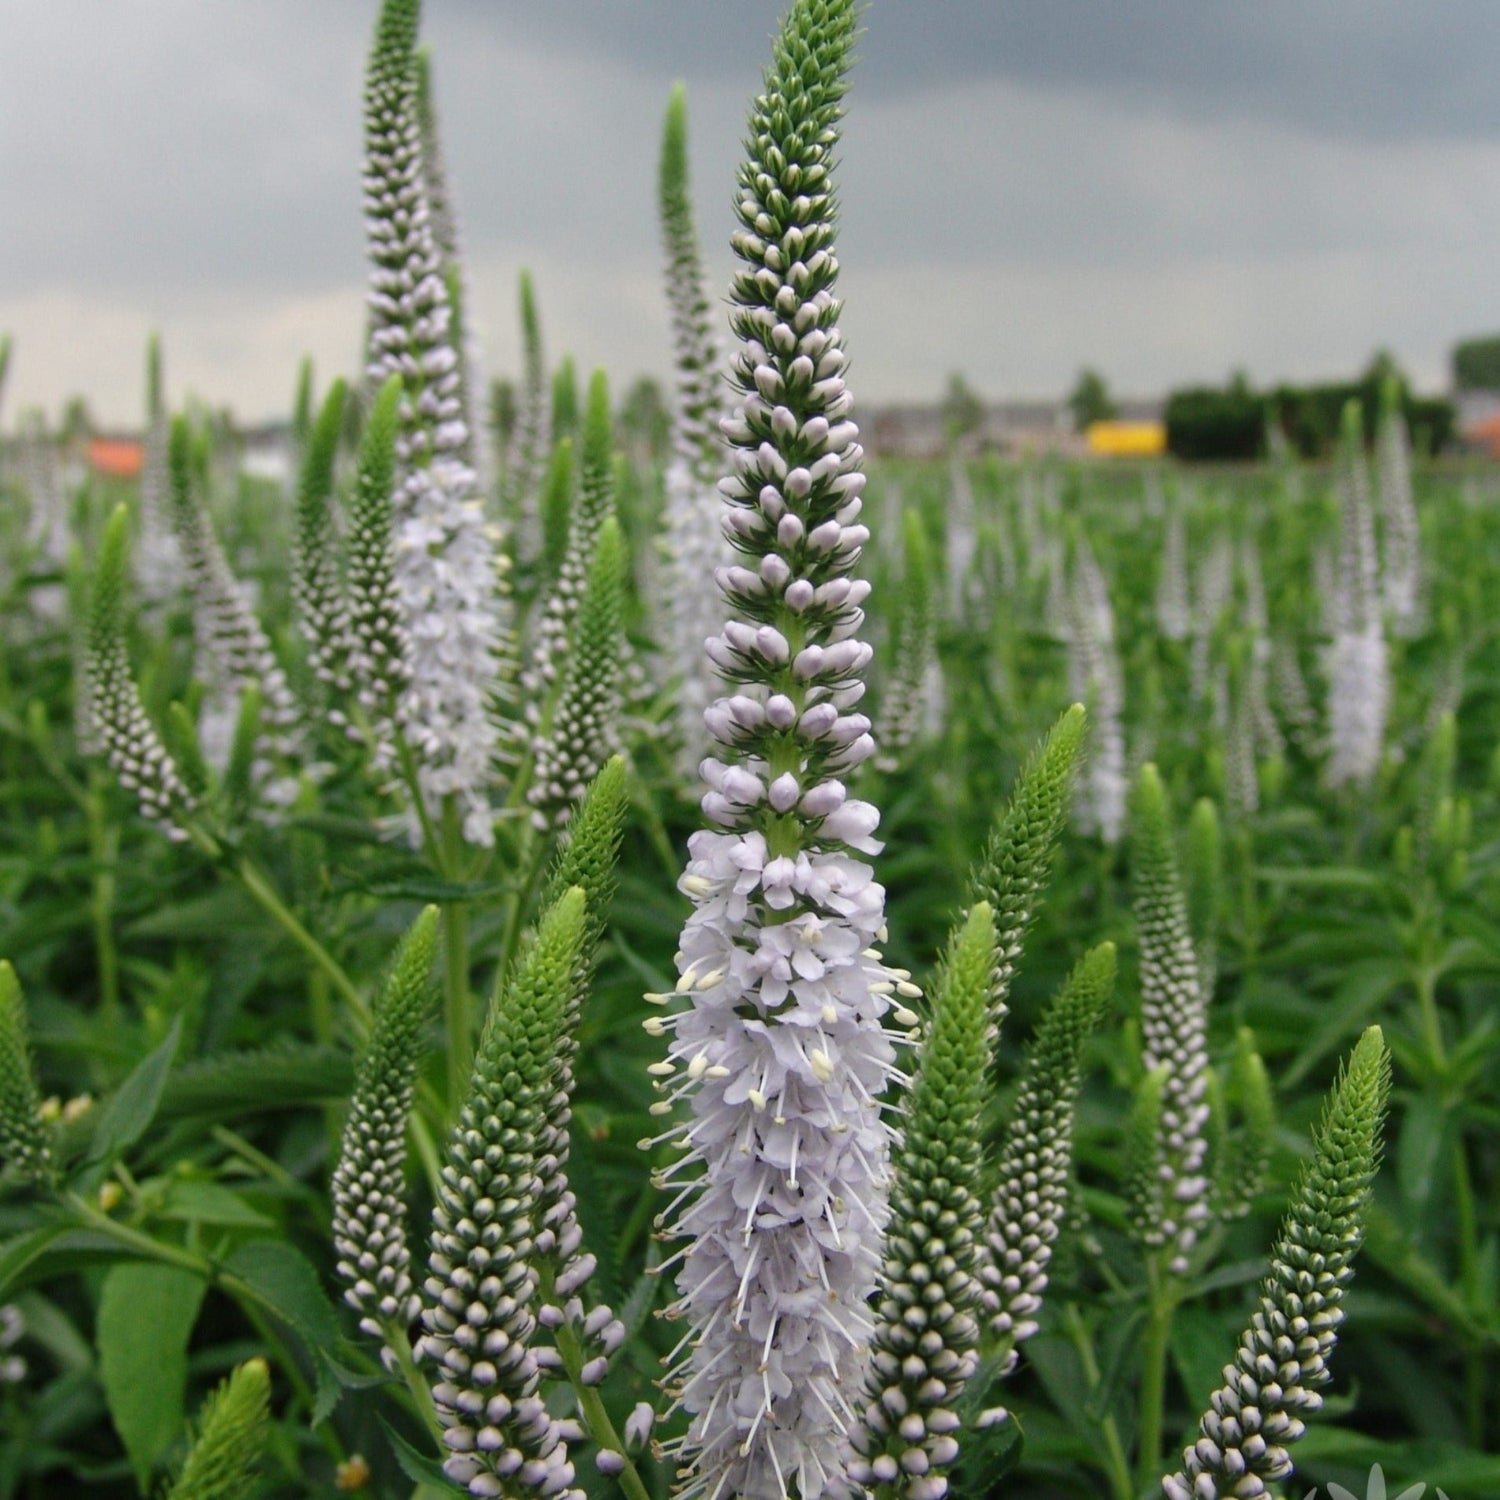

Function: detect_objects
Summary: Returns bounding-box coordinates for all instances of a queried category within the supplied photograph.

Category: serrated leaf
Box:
[97,1262,205,1488]
[223,1239,344,1421]
[381,1416,464,1491]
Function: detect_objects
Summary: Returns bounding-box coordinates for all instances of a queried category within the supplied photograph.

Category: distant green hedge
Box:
[1164,375,1454,462]
[1453,334,1500,391]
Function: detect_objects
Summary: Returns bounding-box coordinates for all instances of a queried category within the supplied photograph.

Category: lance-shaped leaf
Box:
[330,906,439,1350]
[847,903,997,1497]
[978,941,1115,1373]
[1162,1027,1391,1500]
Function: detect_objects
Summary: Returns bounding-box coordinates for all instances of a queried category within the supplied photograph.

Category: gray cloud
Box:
[1,2,1496,423]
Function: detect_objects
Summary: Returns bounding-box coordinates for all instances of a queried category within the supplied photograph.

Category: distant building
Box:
[1085,420,1166,458]
[87,436,144,479]
[864,396,1164,458]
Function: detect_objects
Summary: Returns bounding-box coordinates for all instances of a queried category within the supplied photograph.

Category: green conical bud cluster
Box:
[529,517,626,829]
[1162,1027,1391,1500]
[504,269,549,544]
[1183,795,1222,1005]
[539,436,574,582]
[966,703,1086,1031]
[331,907,439,1350]
[876,509,941,772]
[292,379,356,702]
[163,1358,271,1500]
[979,941,1115,1369]
[1210,1026,1274,1221]
[418,887,587,1498]
[530,369,616,689]
[659,80,722,480]
[345,373,411,730]
[86,506,199,836]
[848,903,997,1495]
[1129,764,1211,1276]
[0,963,49,1185]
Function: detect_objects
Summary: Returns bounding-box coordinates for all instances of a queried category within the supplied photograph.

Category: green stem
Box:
[1452,1133,1486,1448]
[381,1320,445,1446]
[1136,1265,1176,1495]
[1063,1303,1133,1500]
[394,730,443,868]
[441,798,472,1113]
[234,857,368,1031]
[86,778,122,1041]
[550,1311,652,1500]
[1414,965,1445,1073]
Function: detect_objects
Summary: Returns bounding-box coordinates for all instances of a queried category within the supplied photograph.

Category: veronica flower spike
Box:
[362,0,509,847]
[654,2,902,1496]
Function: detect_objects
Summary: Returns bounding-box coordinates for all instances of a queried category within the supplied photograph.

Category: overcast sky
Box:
[4,1,1500,427]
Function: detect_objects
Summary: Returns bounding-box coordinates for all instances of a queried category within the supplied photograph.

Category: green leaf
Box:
[0,1224,69,1300]
[381,1416,465,1491]
[223,1240,344,1421]
[97,1262,206,1488]
[158,1180,274,1230]
[87,1017,182,1170]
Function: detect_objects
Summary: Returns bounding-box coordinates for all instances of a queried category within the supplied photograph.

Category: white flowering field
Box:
[0,2,1497,1499]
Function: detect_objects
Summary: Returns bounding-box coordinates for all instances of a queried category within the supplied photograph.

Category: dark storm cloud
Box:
[457,1,1500,143]
[3,2,1499,420]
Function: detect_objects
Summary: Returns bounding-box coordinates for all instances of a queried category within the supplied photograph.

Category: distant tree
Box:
[1068,368,1116,432]
[1452,335,1500,391]
[59,395,95,444]
[941,371,984,449]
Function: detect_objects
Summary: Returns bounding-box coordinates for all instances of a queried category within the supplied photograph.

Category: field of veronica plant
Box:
[1,2,1498,1498]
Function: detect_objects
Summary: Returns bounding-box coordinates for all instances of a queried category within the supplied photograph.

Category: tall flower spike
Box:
[1162,1026,1391,1500]
[1182,797,1222,1007]
[843,904,999,1500]
[504,270,549,560]
[528,759,631,1377]
[1155,502,1190,642]
[0,962,50,1185]
[876,509,941,773]
[345,373,413,740]
[966,703,1086,1030]
[362,0,508,847]
[87,505,199,837]
[1326,401,1388,789]
[1376,376,1423,639]
[163,1358,271,1500]
[415,44,486,494]
[331,906,439,1355]
[1129,764,1212,1277]
[135,332,181,604]
[528,370,616,693]
[419,887,587,1500]
[659,81,730,779]
[1068,537,1127,846]
[657,3,899,1495]
[165,416,302,774]
[292,379,357,706]
[528,517,626,829]
[978,942,1116,1372]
